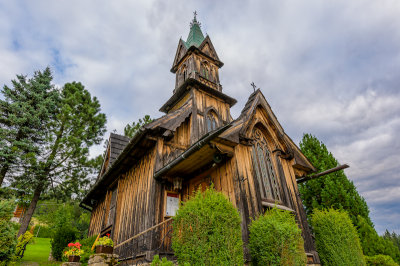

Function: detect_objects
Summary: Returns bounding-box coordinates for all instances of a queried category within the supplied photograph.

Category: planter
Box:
[95,245,113,254]
[68,255,80,262]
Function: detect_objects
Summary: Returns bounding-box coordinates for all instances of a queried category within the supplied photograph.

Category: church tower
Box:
[160,13,237,144]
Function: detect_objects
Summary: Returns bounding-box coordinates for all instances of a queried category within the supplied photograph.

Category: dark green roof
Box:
[185,15,205,48]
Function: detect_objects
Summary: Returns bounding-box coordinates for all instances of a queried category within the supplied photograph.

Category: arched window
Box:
[181,65,187,81]
[206,111,218,132]
[200,61,209,79]
[251,128,281,201]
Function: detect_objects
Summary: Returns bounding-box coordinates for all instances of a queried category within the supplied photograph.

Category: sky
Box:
[1,0,399,234]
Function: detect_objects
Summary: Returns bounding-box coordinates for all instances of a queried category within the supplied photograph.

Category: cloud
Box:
[1,0,400,234]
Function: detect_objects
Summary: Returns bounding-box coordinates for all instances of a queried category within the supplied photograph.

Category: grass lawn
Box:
[20,237,61,265]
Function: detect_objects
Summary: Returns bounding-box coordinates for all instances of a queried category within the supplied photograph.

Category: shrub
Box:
[172,187,244,265]
[311,209,365,266]
[15,231,34,257]
[0,199,17,262]
[151,255,174,266]
[33,225,53,238]
[248,207,306,266]
[51,226,77,260]
[365,254,399,266]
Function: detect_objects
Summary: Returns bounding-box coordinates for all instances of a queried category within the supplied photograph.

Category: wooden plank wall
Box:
[88,191,110,237]
[112,149,160,245]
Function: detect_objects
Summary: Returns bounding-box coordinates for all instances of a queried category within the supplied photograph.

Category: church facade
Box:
[81,15,320,265]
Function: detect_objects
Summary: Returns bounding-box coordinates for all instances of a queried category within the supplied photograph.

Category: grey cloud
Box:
[1,0,400,234]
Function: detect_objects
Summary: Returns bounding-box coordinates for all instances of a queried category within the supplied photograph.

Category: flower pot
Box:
[95,245,113,254]
[68,255,80,262]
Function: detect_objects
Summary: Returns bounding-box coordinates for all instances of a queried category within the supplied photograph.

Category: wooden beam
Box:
[297,164,349,184]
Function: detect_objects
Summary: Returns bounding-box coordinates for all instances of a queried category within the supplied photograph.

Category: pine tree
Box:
[17,82,106,237]
[124,115,152,138]
[298,133,371,226]
[0,67,58,186]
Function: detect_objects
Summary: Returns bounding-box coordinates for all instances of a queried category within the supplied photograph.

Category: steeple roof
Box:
[185,12,205,48]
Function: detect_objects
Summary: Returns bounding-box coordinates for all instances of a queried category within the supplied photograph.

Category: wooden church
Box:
[81,14,320,265]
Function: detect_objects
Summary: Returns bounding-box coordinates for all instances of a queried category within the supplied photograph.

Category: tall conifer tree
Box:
[17,82,106,236]
[0,67,58,186]
[298,133,371,226]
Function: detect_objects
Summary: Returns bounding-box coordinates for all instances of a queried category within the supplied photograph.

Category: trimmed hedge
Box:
[249,207,306,265]
[312,209,365,266]
[172,187,244,265]
[365,254,399,266]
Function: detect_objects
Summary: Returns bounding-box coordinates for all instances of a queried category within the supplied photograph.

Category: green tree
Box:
[124,114,152,138]
[17,82,106,237]
[358,216,400,263]
[299,133,371,226]
[0,67,58,186]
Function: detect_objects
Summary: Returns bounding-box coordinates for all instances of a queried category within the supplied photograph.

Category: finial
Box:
[190,11,201,28]
[251,82,257,92]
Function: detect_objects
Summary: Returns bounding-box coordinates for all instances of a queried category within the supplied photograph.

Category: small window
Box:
[206,110,218,132]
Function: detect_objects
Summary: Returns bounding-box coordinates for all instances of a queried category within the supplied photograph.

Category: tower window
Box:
[206,110,218,132]
[251,128,281,202]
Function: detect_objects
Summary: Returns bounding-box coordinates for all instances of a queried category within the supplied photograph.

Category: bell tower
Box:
[170,12,224,93]
[160,13,236,144]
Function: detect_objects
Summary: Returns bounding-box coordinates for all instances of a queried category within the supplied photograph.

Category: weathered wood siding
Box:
[112,149,159,244]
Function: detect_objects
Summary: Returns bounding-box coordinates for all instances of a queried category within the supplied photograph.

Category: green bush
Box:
[15,231,34,257]
[33,225,53,238]
[172,187,244,265]
[248,207,306,266]
[0,199,17,263]
[151,255,174,266]
[51,226,77,260]
[365,254,399,266]
[311,209,365,266]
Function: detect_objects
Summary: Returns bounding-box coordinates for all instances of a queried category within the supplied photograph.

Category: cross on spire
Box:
[251,82,257,92]
[190,11,201,27]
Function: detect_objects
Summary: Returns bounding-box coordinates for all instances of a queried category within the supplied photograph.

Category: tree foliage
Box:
[311,209,365,266]
[299,133,371,226]
[357,216,400,263]
[249,207,306,266]
[124,114,152,138]
[0,67,58,186]
[16,81,106,237]
[172,187,244,265]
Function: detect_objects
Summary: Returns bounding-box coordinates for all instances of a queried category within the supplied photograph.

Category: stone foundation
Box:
[88,253,119,266]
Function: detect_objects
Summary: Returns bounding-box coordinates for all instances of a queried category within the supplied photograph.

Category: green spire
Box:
[185,11,205,48]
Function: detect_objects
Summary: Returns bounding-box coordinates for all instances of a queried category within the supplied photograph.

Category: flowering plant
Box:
[95,233,114,247]
[63,242,84,257]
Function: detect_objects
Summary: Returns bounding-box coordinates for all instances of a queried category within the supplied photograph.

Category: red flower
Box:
[68,243,74,247]
[106,233,110,237]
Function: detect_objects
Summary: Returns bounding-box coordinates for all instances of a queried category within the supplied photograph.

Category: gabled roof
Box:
[198,35,221,63]
[221,89,316,173]
[96,133,130,183]
[145,99,192,133]
[109,133,130,166]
